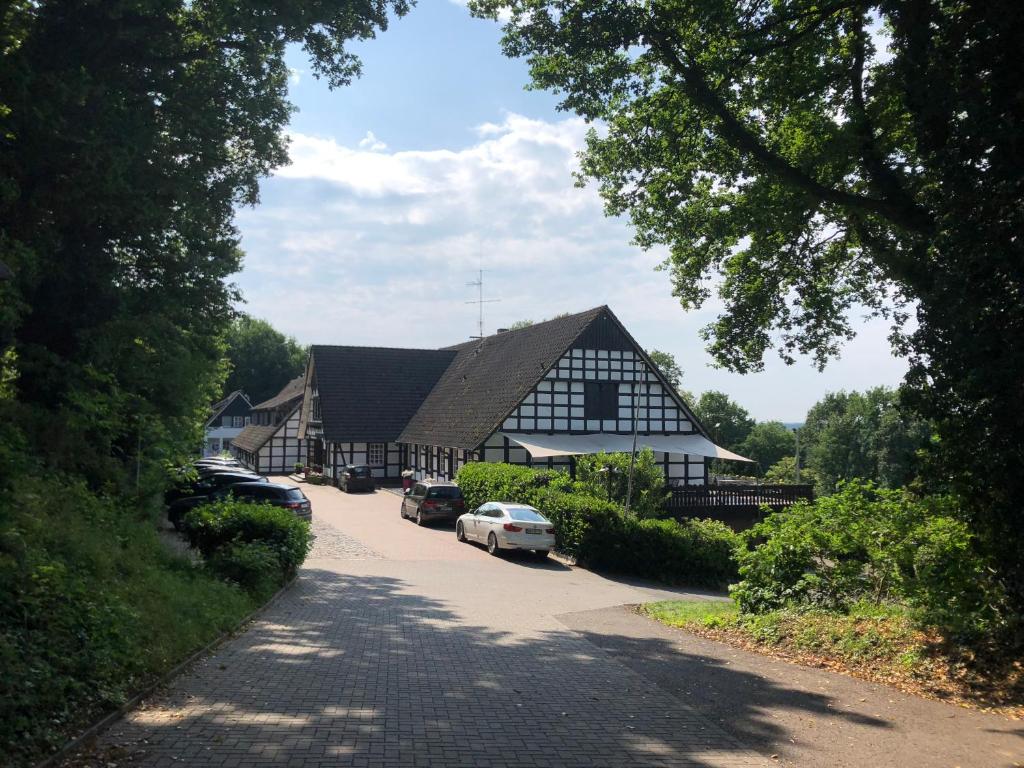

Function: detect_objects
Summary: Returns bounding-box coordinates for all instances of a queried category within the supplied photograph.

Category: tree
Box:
[0,1,407,484]
[740,421,794,476]
[764,455,821,488]
[471,0,1024,624]
[800,388,931,494]
[575,448,667,519]
[508,319,535,330]
[646,349,683,390]
[223,316,307,404]
[691,391,754,451]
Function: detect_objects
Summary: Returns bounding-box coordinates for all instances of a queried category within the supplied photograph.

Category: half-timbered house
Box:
[203,390,253,456]
[298,346,455,481]
[231,376,308,474]
[299,306,747,486]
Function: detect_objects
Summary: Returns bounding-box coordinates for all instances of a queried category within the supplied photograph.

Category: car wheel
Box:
[416,509,425,526]
[534,549,549,559]
[487,532,501,556]
[456,521,466,542]
[400,504,406,519]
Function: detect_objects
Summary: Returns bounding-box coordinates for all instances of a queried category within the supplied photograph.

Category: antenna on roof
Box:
[465,268,500,339]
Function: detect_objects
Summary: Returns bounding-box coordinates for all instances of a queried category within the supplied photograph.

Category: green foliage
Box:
[206,541,282,598]
[644,600,927,668]
[730,482,1000,637]
[582,514,741,588]
[642,599,739,629]
[0,475,256,768]
[764,455,821,489]
[223,315,307,404]
[691,391,754,450]
[455,461,738,586]
[182,500,312,583]
[800,388,931,495]
[0,0,408,493]
[575,449,668,518]
[646,348,683,390]
[739,421,794,476]
[507,319,534,330]
[470,0,1024,621]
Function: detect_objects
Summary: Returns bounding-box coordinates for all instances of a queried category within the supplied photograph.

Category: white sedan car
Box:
[456,502,556,557]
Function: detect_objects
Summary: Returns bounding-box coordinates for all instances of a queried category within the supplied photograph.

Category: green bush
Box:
[455,461,739,587]
[206,541,281,596]
[575,448,669,518]
[730,480,1000,636]
[581,514,740,588]
[0,475,256,768]
[182,500,312,583]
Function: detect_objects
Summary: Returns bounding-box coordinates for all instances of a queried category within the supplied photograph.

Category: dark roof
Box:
[398,307,606,450]
[252,376,305,411]
[312,346,456,442]
[231,424,279,453]
[207,390,251,426]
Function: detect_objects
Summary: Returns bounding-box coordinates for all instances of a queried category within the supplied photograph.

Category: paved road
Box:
[78,483,1020,768]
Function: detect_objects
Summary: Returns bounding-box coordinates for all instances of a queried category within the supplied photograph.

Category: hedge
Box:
[182,500,313,591]
[455,462,740,588]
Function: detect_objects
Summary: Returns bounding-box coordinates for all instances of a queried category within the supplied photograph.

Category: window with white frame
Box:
[367,443,385,466]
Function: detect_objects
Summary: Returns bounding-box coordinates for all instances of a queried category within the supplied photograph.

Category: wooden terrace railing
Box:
[665,483,815,530]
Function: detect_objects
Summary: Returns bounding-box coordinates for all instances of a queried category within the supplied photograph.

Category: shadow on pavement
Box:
[70,569,901,768]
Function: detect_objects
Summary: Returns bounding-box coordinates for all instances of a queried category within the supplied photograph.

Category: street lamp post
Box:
[793,427,801,484]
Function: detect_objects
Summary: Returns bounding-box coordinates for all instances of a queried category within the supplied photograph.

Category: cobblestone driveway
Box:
[75,493,768,768]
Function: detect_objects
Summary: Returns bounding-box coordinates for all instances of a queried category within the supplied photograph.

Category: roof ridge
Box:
[311,343,444,353]
[440,305,607,350]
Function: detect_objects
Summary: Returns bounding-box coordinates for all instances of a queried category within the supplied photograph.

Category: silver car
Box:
[456,502,556,558]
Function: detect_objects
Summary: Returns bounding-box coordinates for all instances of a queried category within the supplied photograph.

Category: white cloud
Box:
[235,112,908,421]
[357,130,388,152]
[288,67,303,85]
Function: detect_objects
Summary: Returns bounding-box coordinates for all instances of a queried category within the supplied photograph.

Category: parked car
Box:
[400,480,465,525]
[217,482,312,522]
[338,464,375,493]
[194,457,242,470]
[166,471,268,526]
[456,502,556,558]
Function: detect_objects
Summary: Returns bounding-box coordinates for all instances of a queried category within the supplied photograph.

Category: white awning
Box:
[500,432,753,462]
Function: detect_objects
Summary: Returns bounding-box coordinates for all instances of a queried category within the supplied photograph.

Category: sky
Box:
[232,0,908,423]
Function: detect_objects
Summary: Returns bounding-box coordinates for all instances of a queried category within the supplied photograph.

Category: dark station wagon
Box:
[220,482,313,522]
[338,464,376,493]
[400,480,465,526]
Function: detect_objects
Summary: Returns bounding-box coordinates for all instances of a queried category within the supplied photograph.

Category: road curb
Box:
[33,577,298,768]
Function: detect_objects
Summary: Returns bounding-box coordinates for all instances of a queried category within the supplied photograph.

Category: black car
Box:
[219,482,312,522]
[338,464,375,493]
[400,480,465,525]
[167,469,262,501]
[166,472,268,527]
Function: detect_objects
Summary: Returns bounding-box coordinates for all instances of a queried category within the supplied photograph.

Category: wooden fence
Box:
[665,484,815,531]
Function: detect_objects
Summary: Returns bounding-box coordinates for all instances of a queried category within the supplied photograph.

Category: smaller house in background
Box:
[203,390,252,456]
[231,376,307,474]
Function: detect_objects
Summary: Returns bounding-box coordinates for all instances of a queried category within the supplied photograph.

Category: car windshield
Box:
[507,507,548,523]
[349,467,371,477]
[427,486,462,500]
[285,489,305,501]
